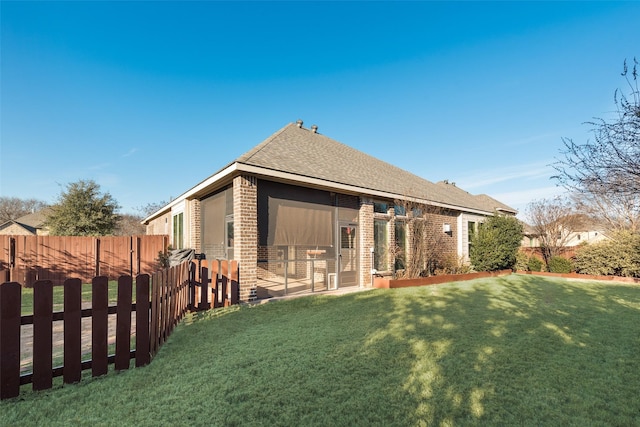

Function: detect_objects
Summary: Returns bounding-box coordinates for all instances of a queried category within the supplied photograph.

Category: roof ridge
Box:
[236,123,297,164]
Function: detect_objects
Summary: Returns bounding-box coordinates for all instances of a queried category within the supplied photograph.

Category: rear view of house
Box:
[143,121,516,301]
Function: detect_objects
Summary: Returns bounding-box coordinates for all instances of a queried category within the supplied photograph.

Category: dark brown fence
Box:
[0,235,169,286]
[520,247,578,261]
[0,259,239,400]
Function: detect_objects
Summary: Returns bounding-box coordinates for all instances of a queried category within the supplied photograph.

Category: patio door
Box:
[338,223,358,288]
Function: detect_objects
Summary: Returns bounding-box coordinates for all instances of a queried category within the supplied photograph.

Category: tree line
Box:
[0,180,166,236]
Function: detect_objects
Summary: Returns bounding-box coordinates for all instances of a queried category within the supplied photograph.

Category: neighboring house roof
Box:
[144,122,516,223]
[0,209,50,235]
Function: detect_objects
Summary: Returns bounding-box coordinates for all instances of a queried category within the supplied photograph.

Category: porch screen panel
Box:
[268,198,333,247]
[201,190,227,259]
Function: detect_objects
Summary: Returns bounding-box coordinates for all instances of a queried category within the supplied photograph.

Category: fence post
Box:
[92,276,109,377]
[0,282,21,400]
[115,276,133,371]
[63,278,82,384]
[199,263,209,311]
[189,262,196,311]
[210,260,220,309]
[136,274,150,367]
[33,280,53,391]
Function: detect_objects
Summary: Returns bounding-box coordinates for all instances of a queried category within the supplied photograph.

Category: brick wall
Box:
[359,198,374,287]
[188,199,201,251]
[234,175,258,301]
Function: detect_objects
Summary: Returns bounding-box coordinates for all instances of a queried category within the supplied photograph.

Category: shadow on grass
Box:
[373,274,640,425]
[2,275,639,426]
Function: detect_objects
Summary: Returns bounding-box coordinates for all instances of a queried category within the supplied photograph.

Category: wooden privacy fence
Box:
[0,235,169,287]
[0,259,239,400]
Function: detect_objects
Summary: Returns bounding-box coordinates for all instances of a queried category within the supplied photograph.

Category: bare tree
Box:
[0,196,49,223]
[136,200,168,218]
[526,197,584,265]
[114,213,146,235]
[570,183,640,234]
[554,59,640,228]
[392,198,454,278]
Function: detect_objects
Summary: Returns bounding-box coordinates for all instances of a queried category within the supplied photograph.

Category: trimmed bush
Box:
[574,231,640,278]
[470,214,523,271]
[515,251,529,271]
[548,256,573,273]
[527,256,544,272]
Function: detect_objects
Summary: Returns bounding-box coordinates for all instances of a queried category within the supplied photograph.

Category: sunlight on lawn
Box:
[2,274,639,426]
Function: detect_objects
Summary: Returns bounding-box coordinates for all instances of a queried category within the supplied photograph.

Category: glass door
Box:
[339,224,358,288]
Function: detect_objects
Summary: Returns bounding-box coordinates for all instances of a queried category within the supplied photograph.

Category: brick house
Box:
[142,121,516,301]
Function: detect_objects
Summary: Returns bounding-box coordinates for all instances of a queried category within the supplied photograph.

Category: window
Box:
[468,221,476,255]
[225,215,234,259]
[395,221,406,270]
[374,219,388,271]
[172,212,184,250]
[394,205,406,216]
[374,201,389,214]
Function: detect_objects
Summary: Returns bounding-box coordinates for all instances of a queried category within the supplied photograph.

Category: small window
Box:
[394,205,406,216]
[172,212,184,250]
[468,221,476,254]
[374,201,389,214]
[225,215,234,259]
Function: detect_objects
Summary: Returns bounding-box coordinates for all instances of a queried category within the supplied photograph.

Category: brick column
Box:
[233,175,258,301]
[359,198,374,287]
[188,199,201,252]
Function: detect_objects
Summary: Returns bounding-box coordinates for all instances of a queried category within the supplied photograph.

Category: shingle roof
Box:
[0,209,50,233]
[235,123,516,214]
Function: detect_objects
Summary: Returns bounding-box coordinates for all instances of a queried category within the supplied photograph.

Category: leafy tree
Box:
[0,197,48,223]
[470,214,523,271]
[44,180,120,236]
[554,59,639,231]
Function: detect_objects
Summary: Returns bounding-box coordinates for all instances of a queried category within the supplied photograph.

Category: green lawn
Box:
[2,274,639,426]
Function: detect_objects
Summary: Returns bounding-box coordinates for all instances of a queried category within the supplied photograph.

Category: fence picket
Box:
[115,276,132,371]
[33,280,53,391]
[0,282,21,399]
[230,260,239,305]
[1,259,238,400]
[136,274,150,367]
[221,260,229,307]
[151,271,160,356]
[63,278,82,384]
[92,276,109,377]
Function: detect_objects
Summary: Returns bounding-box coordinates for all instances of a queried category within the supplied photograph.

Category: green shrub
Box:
[470,214,523,271]
[574,231,640,277]
[514,251,529,271]
[548,256,573,273]
[527,256,544,272]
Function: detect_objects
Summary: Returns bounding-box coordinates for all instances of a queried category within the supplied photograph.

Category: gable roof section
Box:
[0,209,50,235]
[144,122,516,223]
[236,123,516,214]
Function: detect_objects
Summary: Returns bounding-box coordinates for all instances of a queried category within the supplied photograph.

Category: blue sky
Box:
[1,1,638,218]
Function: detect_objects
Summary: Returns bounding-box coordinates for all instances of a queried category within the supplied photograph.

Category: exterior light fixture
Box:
[443,223,451,233]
